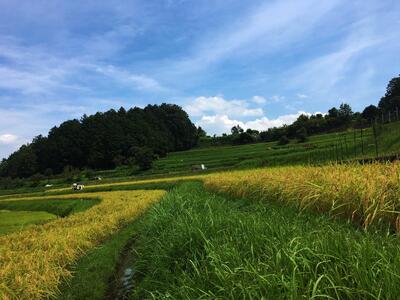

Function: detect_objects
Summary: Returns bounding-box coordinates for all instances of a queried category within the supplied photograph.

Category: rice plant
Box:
[0,190,165,300]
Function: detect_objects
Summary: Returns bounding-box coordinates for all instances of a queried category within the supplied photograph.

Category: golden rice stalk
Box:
[203,162,400,231]
[0,190,165,300]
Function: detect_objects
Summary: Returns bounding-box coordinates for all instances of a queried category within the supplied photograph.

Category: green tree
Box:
[296,127,308,143]
[338,103,353,122]
[378,75,400,112]
[135,147,154,171]
[278,135,290,145]
[362,105,379,123]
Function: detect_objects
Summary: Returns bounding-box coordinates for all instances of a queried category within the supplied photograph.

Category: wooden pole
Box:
[360,129,364,156]
[372,120,379,158]
[353,129,357,158]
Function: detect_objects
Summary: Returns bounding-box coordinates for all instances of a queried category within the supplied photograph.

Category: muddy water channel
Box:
[107,238,136,300]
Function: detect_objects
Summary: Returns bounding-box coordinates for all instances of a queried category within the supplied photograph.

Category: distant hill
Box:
[0,104,199,178]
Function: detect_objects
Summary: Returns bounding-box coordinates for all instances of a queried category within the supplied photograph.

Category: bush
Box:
[277,136,290,145]
[296,127,308,143]
[135,147,154,171]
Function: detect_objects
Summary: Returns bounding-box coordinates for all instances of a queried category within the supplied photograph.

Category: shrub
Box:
[135,147,154,171]
[277,135,290,145]
[296,127,308,143]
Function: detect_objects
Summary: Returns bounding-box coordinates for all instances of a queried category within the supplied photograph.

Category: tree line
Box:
[0,104,199,178]
[201,74,400,146]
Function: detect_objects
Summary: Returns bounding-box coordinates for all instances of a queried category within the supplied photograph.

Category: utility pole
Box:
[353,129,357,158]
[372,119,379,158]
[360,128,364,156]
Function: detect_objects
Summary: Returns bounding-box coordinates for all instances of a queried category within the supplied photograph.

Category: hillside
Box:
[97,120,400,179]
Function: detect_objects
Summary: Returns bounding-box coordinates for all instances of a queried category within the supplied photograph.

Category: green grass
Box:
[0,210,57,235]
[57,210,150,300]
[128,182,400,299]
[0,198,100,217]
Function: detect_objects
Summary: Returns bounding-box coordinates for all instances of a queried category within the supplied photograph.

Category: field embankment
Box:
[0,190,165,300]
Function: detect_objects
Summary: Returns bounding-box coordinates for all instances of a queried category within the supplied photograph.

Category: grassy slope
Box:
[0,210,57,235]
[129,182,400,299]
[96,121,400,179]
[148,121,399,175]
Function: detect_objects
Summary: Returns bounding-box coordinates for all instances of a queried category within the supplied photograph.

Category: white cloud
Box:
[296,93,308,99]
[196,111,311,135]
[185,96,263,118]
[250,95,284,105]
[94,65,166,92]
[270,95,285,103]
[197,115,243,135]
[0,134,18,144]
[251,95,267,104]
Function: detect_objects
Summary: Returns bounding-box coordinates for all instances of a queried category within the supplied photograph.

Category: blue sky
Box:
[0,0,399,159]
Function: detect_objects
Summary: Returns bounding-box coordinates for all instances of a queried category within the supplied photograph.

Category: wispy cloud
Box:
[297,93,308,99]
[93,65,167,92]
[170,0,340,75]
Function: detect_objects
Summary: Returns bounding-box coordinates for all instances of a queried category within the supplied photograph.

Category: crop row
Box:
[203,162,400,232]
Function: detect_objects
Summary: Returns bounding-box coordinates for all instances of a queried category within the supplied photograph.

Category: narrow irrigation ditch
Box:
[106,235,137,300]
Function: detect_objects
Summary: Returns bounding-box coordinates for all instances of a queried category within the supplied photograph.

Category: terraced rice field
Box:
[0,190,165,299]
[1,162,399,299]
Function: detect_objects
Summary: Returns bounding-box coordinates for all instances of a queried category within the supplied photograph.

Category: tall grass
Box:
[0,190,165,300]
[204,162,400,232]
[130,182,400,299]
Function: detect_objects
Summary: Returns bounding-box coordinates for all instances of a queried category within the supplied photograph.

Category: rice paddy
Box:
[0,210,57,235]
[204,162,400,232]
[0,190,165,300]
[1,161,400,299]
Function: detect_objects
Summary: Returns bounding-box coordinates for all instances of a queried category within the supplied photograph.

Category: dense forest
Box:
[202,75,400,146]
[0,104,199,178]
